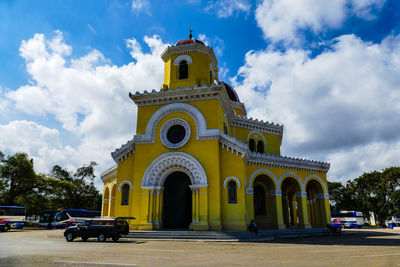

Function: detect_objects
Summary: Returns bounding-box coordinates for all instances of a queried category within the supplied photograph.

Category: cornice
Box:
[246,151,330,173]
[161,43,218,68]
[100,165,117,182]
[129,84,283,137]
[111,139,135,163]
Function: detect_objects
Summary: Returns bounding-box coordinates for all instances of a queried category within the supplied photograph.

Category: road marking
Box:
[339,253,400,258]
[310,249,362,253]
[54,260,137,266]
[129,248,185,252]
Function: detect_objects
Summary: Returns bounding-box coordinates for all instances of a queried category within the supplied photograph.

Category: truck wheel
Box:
[112,235,120,242]
[3,225,10,232]
[98,233,106,242]
[66,233,74,242]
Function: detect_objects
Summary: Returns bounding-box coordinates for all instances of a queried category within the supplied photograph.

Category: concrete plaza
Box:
[0,228,399,266]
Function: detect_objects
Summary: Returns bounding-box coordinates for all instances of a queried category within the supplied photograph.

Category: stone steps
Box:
[126,228,327,242]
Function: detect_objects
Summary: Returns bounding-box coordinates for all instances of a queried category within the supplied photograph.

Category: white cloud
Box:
[2,31,169,188]
[232,34,400,181]
[205,0,251,18]
[197,33,225,57]
[131,0,151,15]
[255,0,386,45]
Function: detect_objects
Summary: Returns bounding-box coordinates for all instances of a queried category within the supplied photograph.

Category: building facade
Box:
[101,36,331,231]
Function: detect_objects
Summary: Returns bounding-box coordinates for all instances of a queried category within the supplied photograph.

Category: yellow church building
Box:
[101,35,331,231]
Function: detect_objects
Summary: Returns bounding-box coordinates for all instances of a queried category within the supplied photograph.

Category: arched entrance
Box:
[162,171,192,229]
[253,175,276,228]
[281,177,301,228]
[306,180,325,227]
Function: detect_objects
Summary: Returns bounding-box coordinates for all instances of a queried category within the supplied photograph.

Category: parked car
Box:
[331,218,341,228]
[64,217,130,242]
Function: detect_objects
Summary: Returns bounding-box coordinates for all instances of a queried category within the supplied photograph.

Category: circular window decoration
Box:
[160,118,191,149]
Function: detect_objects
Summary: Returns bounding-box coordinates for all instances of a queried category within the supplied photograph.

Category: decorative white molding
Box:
[141,152,208,188]
[133,103,219,144]
[296,191,308,198]
[129,85,283,137]
[111,139,135,163]
[304,174,328,194]
[100,165,117,183]
[270,190,282,196]
[223,176,241,189]
[173,55,192,65]
[248,168,278,191]
[316,193,330,199]
[248,151,330,173]
[160,118,191,149]
[161,43,218,69]
[278,172,303,191]
[247,131,267,147]
[118,180,133,192]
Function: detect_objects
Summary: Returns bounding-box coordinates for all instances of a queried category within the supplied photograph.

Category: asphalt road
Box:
[0,228,400,266]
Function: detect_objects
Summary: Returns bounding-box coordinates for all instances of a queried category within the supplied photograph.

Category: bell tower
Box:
[161,33,219,90]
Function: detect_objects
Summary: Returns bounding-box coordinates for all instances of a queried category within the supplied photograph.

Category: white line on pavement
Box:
[53,260,137,266]
[339,253,400,258]
[129,248,185,252]
[310,249,363,253]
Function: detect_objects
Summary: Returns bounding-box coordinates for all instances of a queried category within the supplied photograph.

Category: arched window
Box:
[249,139,255,152]
[223,122,228,135]
[121,184,130,205]
[228,181,237,204]
[257,140,264,154]
[178,60,188,79]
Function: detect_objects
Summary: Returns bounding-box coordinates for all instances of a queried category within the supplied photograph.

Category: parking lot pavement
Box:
[0,228,400,266]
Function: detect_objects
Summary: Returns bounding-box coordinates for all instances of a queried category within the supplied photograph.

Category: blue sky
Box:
[0,0,399,189]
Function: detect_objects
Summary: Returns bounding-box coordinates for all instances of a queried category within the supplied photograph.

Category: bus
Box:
[0,206,26,232]
[52,209,101,229]
[331,210,364,228]
[38,210,57,229]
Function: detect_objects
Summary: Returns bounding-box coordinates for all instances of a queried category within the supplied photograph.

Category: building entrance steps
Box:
[126,228,328,242]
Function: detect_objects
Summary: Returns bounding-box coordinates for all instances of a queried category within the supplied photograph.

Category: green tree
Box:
[0,152,38,212]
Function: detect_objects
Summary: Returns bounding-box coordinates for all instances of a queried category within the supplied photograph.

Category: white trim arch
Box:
[141,152,208,188]
[174,55,192,65]
[133,103,220,144]
[278,171,303,191]
[304,174,327,194]
[246,130,267,145]
[118,180,133,192]
[223,176,241,189]
[247,168,278,191]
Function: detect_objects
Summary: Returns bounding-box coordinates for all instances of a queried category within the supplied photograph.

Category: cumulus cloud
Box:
[232,34,400,181]
[2,31,168,187]
[205,0,251,18]
[197,33,225,57]
[255,0,386,45]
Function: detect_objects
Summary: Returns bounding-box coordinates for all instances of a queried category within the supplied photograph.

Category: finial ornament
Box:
[189,28,193,39]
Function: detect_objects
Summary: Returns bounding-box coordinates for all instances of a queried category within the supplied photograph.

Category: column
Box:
[296,192,311,228]
[148,190,154,224]
[153,189,161,228]
[271,190,286,229]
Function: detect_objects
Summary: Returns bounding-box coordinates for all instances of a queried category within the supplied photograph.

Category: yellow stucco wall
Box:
[101,38,331,231]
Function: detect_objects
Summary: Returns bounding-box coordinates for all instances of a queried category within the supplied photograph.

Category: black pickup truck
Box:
[64,218,130,242]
